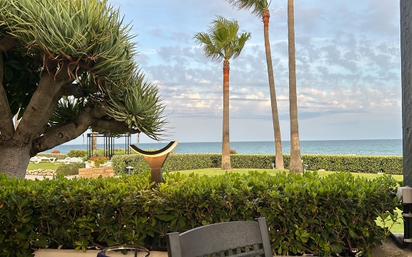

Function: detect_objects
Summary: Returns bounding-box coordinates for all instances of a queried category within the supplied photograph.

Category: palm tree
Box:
[288,0,303,173]
[195,17,251,170]
[227,0,284,169]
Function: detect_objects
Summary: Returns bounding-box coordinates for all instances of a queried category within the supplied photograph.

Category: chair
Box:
[167,217,272,257]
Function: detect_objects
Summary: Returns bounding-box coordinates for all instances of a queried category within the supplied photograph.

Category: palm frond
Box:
[226,0,269,16]
[194,32,223,61]
[195,17,250,62]
[233,32,251,58]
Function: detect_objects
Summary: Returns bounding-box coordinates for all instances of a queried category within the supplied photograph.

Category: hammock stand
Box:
[130,141,178,184]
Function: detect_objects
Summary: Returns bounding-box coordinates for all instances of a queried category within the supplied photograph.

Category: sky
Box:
[72,0,402,144]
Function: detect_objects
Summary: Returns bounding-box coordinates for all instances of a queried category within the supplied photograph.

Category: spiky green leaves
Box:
[226,0,269,17]
[106,72,166,140]
[0,0,166,140]
[49,97,87,127]
[194,17,251,62]
[0,0,135,85]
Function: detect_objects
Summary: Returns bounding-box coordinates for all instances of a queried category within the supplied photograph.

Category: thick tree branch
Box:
[30,106,103,155]
[0,53,14,142]
[15,72,70,144]
[0,36,17,52]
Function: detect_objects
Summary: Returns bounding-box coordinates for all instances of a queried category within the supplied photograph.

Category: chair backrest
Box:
[167,217,272,257]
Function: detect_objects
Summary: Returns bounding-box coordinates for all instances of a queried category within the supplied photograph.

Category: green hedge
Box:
[112,154,403,174]
[55,163,85,176]
[67,150,87,158]
[0,173,399,256]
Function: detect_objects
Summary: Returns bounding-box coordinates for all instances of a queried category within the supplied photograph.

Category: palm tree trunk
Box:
[401,0,412,186]
[222,59,231,170]
[263,9,284,170]
[288,0,303,173]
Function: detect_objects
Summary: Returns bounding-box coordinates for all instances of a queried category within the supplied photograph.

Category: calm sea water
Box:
[50,139,402,156]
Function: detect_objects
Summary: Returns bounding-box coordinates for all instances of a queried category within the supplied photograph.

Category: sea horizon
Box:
[49,139,403,156]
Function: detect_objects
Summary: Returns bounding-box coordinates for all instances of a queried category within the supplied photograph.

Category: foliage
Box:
[105,73,165,138]
[194,17,251,62]
[112,154,403,175]
[67,150,87,158]
[227,0,269,16]
[49,98,87,128]
[0,0,135,86]
[27,163,62,171]
[89,156,109,168]
[0,0,165,144]
[0,173,399,256]
[55,163,85,176]
[301,155,402,175]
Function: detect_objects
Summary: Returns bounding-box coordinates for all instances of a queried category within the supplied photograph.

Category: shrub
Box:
[112,154,403,174]
[55,164,85,176]
[89,156,109,167]
[67,150,87,158]
[0,173,399,256]
[92,149,131,157]
[112,154,219,174]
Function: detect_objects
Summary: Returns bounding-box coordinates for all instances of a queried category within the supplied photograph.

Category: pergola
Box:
[86,133,131,158]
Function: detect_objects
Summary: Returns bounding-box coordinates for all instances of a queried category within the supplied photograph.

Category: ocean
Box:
[50,139,402,156]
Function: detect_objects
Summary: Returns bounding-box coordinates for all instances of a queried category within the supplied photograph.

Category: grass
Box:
[172,168,404,234]
[173,168,404,182]
[27,162,63,171]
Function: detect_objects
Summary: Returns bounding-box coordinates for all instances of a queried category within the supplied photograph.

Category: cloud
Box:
[106,0,402,142]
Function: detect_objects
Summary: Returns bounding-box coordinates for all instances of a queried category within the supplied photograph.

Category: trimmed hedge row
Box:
[0,173,399,256]
[112,154,403,174]
[55,163,85,176]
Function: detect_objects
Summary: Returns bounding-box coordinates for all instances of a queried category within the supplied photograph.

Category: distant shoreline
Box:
[48,139,402,156]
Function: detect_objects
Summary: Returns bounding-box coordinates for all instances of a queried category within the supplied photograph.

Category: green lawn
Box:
[27,162,63,171]
[173,168,403,182]
[172,168,404,234]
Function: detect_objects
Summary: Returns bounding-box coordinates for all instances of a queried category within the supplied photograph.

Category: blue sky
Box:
[72,0,401,144]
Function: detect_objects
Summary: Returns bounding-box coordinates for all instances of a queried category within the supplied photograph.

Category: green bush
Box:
[112,154,220,175]
[112,154,403,174]
[55,163,85,176]
[0,173,399,256]
[67,150,87,158]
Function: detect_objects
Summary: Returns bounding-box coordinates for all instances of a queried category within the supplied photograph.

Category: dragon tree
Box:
[0,0,165,178]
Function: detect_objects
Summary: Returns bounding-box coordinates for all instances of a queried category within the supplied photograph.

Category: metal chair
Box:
[167,217,272,257]
[96,245,150,257]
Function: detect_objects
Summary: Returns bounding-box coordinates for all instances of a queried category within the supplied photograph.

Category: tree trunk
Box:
[0,144,31,178]
[0,53,14,142]
[288,0,303,173]
[222,59,231,170]
[263,10,284,170]
[401,0,412,186]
